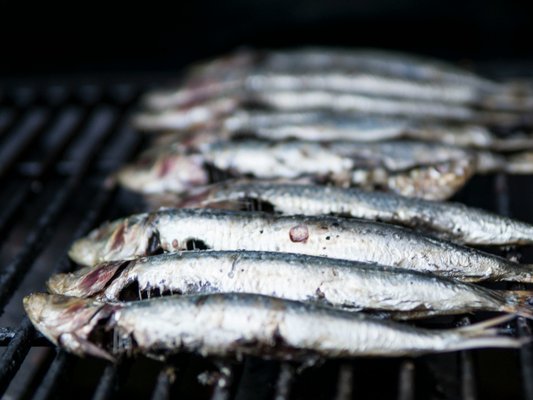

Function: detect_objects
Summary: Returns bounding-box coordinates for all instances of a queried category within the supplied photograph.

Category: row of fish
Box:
[25,48,533,362]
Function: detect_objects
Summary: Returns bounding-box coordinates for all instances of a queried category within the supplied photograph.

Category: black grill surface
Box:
[1,73,533,400]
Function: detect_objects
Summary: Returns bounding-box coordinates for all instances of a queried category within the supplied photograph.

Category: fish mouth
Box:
[68,219,124,266]
[23,293,104,344]
[24,293,120,361]
[47,260,132,298]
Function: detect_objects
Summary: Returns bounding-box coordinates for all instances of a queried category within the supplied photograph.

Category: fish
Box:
[171,181,533,246]
[117,139,477,200]
[252,90,530,126]
[144,47,533,116]
[47,251,533,319]
[134,109,533,156]
[222,111,533,152]
[23,292,522,361]
[68,208,533,283]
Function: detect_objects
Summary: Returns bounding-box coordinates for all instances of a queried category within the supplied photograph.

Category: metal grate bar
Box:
[151,366,176,400]
[0,108,50,179]
[274,363,294,400]
[335,363,354,400]
[92,365,119,400]
[397,360,415,400]
[0,185,31,241]
[460,351,477,400]
[0,117,141,397]
[32,351,74,400]
[0,108,120,315]
[494,173,533,400]
[0,327,46,346]
[0,184,119,396]
[0,318,36,393]
[210,362,235,400]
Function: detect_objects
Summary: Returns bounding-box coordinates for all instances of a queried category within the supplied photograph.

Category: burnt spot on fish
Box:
[289,225,309,243]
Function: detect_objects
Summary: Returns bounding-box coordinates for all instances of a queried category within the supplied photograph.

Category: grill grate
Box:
[1,75,533,399]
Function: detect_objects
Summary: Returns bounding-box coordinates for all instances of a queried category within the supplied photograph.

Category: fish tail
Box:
[503,290,533,319]
[505,152,533,174]
[503,267,533,284]
[449,314,524,351]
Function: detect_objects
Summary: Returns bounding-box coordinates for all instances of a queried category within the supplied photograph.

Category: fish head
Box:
[69,213,159,266]
[24,293,118,361]
[117,150,209,195]
[47,260,131,298]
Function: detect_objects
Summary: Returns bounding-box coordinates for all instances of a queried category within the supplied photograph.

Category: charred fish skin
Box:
[23,292,521,361]
[178,182,533,246]
[68,208,533,283]
[48,251,533,319]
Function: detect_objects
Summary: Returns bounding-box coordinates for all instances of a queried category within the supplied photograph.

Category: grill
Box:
[1,69,533,400]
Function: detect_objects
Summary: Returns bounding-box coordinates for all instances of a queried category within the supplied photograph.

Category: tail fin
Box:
[505,152,533,174]
[449,315,525,351]
[503,290,533,319]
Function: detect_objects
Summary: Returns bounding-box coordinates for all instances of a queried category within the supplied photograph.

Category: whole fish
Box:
[23,292,521,361]
[172,181,533,246]
[222,111,533,152]
[253,90,529,126]
[68,208,533,283]
[146,48,533,114]
[135,109,533,153]
[117,139,477,200]
[48,251,533,319]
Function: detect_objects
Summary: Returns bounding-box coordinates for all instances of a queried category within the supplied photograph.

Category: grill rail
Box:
[0,78,532,399]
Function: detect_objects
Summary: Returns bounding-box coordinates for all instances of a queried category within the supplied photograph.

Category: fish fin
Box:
[504,290,533,319]
[58,332,116,362]
[455,314,517,333]
[450,315,526,351]
[505,152,533,174]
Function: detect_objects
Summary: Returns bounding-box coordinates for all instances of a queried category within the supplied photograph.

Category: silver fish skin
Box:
[176,182,533,246]
[68,208,533,283]
[48,251,533,319]
[23,292,521,361]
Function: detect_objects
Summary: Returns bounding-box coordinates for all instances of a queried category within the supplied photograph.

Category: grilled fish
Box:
[145,47,533,117]
[171,181,533,246]
[221,111,533,152]
[48,251,533,319]
[117,139,478,200]
[68,208,533,283]
[23,292,521,361]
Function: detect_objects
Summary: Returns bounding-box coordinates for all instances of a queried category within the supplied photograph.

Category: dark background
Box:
[1,0,532,76]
